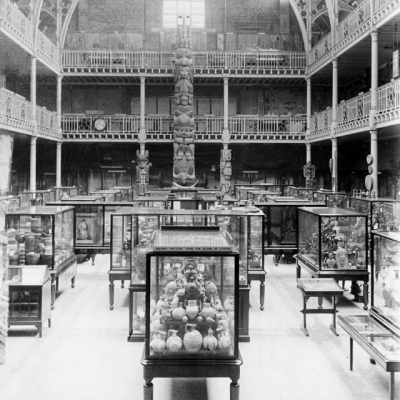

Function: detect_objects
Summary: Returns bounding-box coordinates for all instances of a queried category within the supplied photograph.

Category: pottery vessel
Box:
[183,324,202,353]
[166,329,182,353]
[171,302,186,321]
[150,331,166,353]
[202,328,218,351]
[186,299,199,319]
[201,302,215,319]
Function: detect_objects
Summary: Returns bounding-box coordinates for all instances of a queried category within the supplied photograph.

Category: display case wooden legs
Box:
[141,349,242,400]
[247,270,266,310]
[108,270,130,310]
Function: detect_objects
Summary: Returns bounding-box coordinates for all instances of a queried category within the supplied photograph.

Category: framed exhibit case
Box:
[312,190,350,208]
[338,230,400,400]
[20,189,56,207]
[6,265,51,337]
[60,195,106,202]
[90,189,123,202]
[53,186,78,200]
[233,183,293,197]
[140,226,242,400]
[112,186,134,201]
[247,191,280,202]
[296,207,369,308]
[132,196,169,209]
[0,195,21,229]
[6,206,77,308]
[288,186,314,200]
[256,198,324,265]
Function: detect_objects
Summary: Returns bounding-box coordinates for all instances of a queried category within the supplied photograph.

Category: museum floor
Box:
[0,255,398,400]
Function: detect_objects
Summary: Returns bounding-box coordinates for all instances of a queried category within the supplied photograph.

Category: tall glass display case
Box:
[53,186,78,200]
[5,206,76,309]
[312,190,350,208]
[140,226,242,399]
[296,207,369,308]
[112,186,134,201]
[20,189,56,207]
[338,230,400,400]
[90,189,122,202]
[0,195,21,229]
[256,199,324,265]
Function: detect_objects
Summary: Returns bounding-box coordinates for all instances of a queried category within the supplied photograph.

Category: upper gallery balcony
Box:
[309,0,400,75]
[0,0,60,73]
[0,87,60,140]
[308,78,400,142]
[61,114,306,143]
[61,50,306,78]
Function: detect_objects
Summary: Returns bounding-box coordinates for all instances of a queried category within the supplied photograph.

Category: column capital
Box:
[371,30,380,38]
[140,76,146,83]
[223,77,229,84]
[30,55,37,60]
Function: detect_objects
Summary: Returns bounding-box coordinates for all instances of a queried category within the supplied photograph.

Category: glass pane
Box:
[164,1,177,14]
[163,14,177,28]
[177,1,190,14]
[191,15,204,28]
[76,205,103,246]
[111,215,131,273]
[191,1,204,14]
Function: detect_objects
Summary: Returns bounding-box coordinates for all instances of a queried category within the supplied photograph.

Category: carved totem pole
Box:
[136,149,149,195]
[220,149,232,198]
[303,161,316,188]
[172,18,196,187]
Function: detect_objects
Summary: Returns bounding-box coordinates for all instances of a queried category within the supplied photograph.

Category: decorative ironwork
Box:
[173,17,196,187]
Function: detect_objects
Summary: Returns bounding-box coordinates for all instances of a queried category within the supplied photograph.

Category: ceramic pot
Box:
[166,329,182,353]
[15,233,25,244]
[171,302,186,321]
[150,331,166,353]
[26,252,40,265]
[186,299,199,319]
[8,254,19,265]
[183,324,202,353]
[185,282,200,298]
[223,296,234,311]
[156,295,167,310]
[205,281,217,300]
[170,294,179,309]
[217,329,231,352]
[203,328,218,351]
[25,233,40,253]
[201,302,215,319]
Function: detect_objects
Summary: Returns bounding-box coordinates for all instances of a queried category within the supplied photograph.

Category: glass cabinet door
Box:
[111,215,132,273]
[75,205,103,246]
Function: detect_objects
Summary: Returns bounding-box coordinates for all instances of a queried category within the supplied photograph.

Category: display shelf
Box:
[296,207,369,309]
[90,189,123,202]
[53,186,78,201]
[6,206,76,309]
[6,265,51,337]
[140,226,242,399]
[312,190,350,208]
[20,190,56,207]
[256,199,324,265]
[112,186,134,201]
[339,231,400,400]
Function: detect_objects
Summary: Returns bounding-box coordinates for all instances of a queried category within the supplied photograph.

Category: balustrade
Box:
[36,30,59,70]
[336,92,371,132]
[36,105,59,139]
[62,50,306,72]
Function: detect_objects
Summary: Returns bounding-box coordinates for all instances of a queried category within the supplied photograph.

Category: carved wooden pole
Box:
[172,17,196,187]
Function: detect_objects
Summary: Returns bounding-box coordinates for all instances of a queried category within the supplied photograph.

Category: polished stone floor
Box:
[0,255,398,400]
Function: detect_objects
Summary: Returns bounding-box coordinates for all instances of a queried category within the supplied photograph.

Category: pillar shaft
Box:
[332,60,338,124]
[223,77,229,144]
[371,130,378,196]
[139,76,146,152]
[56,142,62,187]
[332,138,338,192]
[371,31,379,112]
[57,75,62,136]
[306,143,311,163]
[30,137,37,191]
[306,77,311,136]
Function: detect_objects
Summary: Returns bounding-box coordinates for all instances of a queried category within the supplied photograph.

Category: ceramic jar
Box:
[166,329,182,353]
[202,328,218,351]
[171,302,186,321]
[25,233,40,253]
[217,328,231,352]
[186,299,199,319]
[150,331,166,353]
[183,324,202,353]
[201,302,215,320]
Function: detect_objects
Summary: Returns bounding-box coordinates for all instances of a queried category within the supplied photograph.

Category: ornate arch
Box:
[60,0,79,50]
[289,0,308,53]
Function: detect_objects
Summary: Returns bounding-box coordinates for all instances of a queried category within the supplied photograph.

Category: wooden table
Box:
[297,278,344,337]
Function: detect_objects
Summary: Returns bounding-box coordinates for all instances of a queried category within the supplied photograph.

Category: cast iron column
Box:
[30,55,37,191]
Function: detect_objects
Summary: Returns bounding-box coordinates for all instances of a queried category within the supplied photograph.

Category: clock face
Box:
[94,118,106,131]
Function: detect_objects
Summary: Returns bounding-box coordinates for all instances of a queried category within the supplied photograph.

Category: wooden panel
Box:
[211,98,223,116]
[226,33,236,51]
[237,34,258,51]
[145,98,157,114]
[130,98,140,114]
[228,98,237,115]
[158,98,171,114]
[217,33,224,51]
[198,98,211,115]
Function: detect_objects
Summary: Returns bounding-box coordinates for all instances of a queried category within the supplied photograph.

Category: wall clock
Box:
[94,118,106,131]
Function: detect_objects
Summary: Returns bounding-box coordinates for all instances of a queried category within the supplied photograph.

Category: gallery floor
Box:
[0,255,398,400]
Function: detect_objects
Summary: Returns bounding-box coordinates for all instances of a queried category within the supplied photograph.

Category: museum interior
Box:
[0,0,400,399]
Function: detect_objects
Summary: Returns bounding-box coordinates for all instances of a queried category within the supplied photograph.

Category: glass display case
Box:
[90,189,122,202]
[233,183,291,197]
[61,195,106,202]
[338,231,400,400]
[132,196,168,209]
[256,199,324,265]
[112,186,134,201]
[297,207,369,308]
[235,186,254,202]
[142,226,239,360]
[0,195,21,229]
[20,189,56,207]
[53,186,78,201]
[288,187,314,200]
[5,206,76,308]
[312,190,350,208]
[247,191,280,202]
[6,265,51,337]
